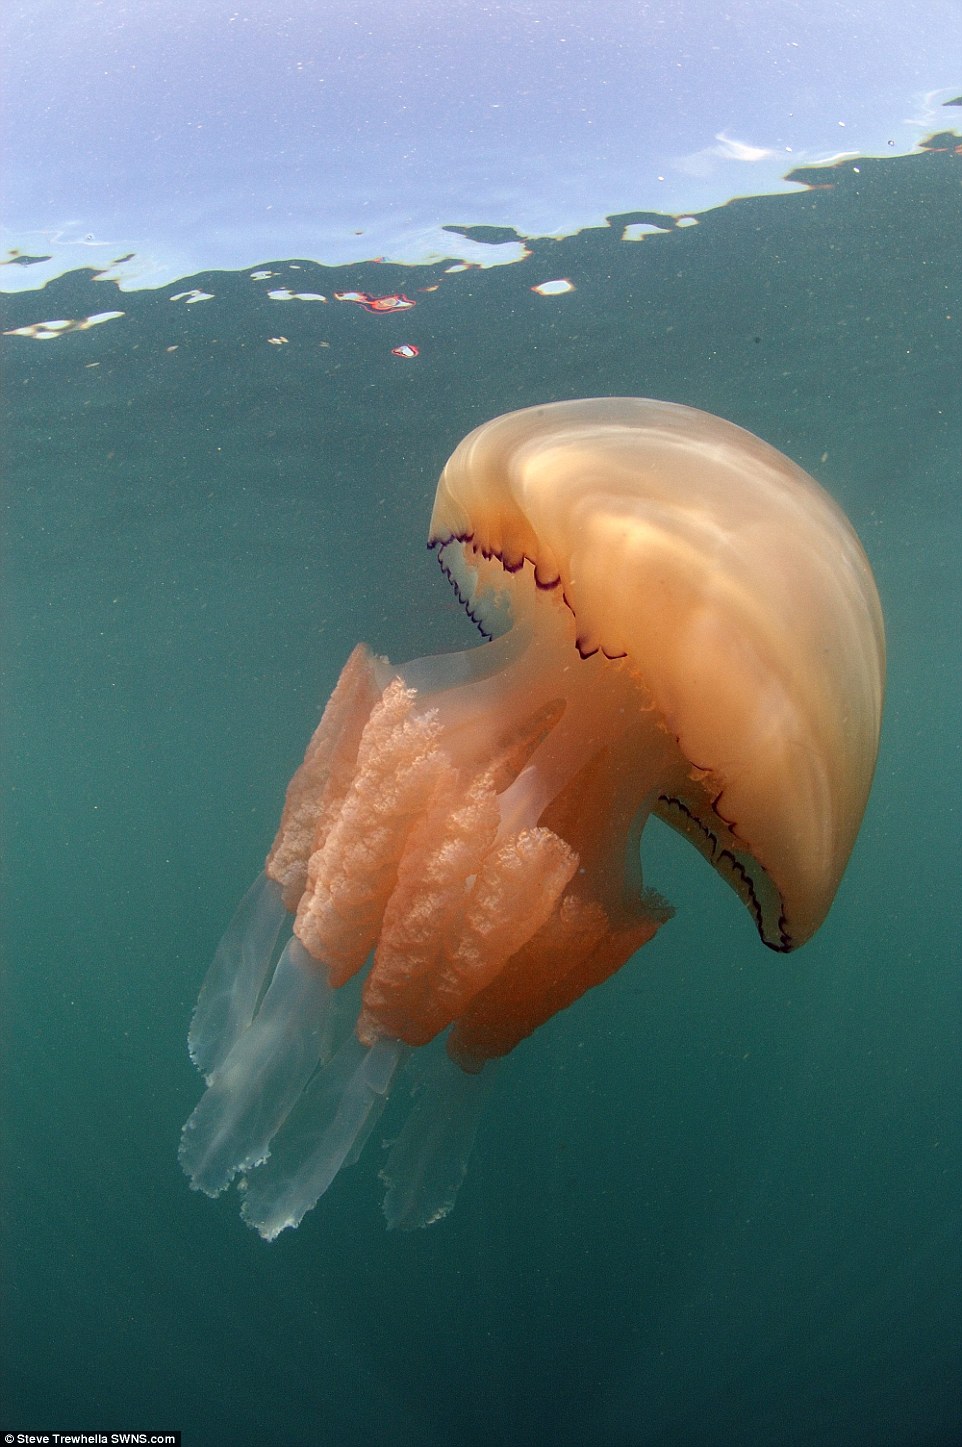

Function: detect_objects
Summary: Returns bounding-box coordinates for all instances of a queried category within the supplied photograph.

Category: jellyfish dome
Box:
[180,398,885,1237]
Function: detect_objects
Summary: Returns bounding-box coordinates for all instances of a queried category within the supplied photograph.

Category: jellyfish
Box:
[180,398,885,1238]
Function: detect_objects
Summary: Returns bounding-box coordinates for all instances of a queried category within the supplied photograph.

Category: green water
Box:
[2,142,960,1446]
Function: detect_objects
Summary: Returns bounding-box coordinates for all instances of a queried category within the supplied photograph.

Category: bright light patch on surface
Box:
[531,279,575,297]
[267,289,328,302]
[621,224,669,242]
[4,310,124,340]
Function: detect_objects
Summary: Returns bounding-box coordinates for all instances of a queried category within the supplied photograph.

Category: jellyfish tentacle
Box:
[179,934,334,1196]
[355,810,572,1047]
[292,679,453,985]
[353,769,502,1040]
[187,871,287,1081]
[240,1034,406,1241]
[450,891,668,1068]
[381,1050,495,1230]
[267,642,384,910]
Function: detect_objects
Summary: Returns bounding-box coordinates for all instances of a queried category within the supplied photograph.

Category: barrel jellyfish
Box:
[180,398,885,1237]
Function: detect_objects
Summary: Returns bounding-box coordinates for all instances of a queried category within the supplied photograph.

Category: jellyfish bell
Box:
[180,397,885,1238]
[429,399,886,954]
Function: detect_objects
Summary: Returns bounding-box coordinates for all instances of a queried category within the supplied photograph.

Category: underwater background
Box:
[2,134,961,1445]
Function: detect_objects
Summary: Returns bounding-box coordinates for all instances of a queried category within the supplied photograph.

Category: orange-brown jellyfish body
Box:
[180,398,885,1237]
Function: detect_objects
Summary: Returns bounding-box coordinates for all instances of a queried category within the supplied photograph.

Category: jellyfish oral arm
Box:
[180,601,683,1236]
[267,580,682,1073]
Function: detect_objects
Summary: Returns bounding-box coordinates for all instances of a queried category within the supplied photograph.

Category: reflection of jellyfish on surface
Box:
[180,398,885,1237]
